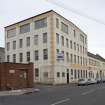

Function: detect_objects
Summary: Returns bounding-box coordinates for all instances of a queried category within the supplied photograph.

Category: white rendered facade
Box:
[5,10,105,84]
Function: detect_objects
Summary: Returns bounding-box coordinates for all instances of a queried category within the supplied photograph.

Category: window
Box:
[56,33,59,44]
[81,70,83,78]
[80,56,82,65]
[19,39,23,48]
[66,38,69,48]
[78,56,79,64]
[34,35,38,45]
[57,72,60,77]
[61,51,64,61]
[73,30,76,37]
[20,23,30,34]
[62,72,65,77]
[83,46,84,54]
[43,33,47,43]
[43,49,48,60]
[70,54,73,64]
[19,53,23,62]
[35,18,47,29]
[7,28,16,38]
[61,22,68,34]
[26,37,30,47]
[70,40,72,49]
[43,72,48,78]
[27,52,30,62]
[85,37,87,44]
[80,45,82,53]
[7,55,10,62]
[80,34,84,43]
[74,70,77,79]
[13,41,16,50]
[78,70,80,79]
[7,42,10,51]
[56,18,59,28]
[66,52,69,62]
[71,69,73,75]
[74,42,76,50]
[74,55,76,64]
[61,36,64,46]
[56,49,59,54]
[77,44,79,51]
[35,68,39,77]
[35,50,39,61]
[13,54,16,63]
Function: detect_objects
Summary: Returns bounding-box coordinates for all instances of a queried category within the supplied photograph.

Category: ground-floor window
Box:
[57,72,60,78]
[78,70,80,79]
[71,69,73,75]
[62,72,65,77]
[74,69,77,79]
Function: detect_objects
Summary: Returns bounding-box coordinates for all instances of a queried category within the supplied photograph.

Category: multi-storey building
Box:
[88,52,105,81]
[0,47,5,63]
[5,10,105,84]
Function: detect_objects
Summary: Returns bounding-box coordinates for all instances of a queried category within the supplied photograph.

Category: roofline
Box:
[4,10,53,28]
[4,10,87,36]
[88,52,105,62]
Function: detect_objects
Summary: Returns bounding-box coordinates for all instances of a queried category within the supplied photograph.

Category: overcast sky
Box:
[0,0,105,57]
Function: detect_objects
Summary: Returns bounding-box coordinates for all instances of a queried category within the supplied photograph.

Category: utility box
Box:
[0,62,34,90]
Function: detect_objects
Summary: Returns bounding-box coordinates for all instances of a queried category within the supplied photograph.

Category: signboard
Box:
[57,52,64,60]
[9,70,15,74]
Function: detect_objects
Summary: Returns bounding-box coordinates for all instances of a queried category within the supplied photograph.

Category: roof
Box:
[4,10,87,36]
[88,52,105,62]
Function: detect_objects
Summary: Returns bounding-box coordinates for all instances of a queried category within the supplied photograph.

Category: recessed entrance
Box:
[67,69,69,84]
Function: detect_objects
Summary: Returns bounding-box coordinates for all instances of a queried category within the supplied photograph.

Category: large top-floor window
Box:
[35,18,47,29]
[61,22,68,34]
[20,23,30,34]
[7,28,16,38]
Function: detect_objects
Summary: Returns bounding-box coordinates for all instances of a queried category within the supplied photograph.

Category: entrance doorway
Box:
[67,69,69,84]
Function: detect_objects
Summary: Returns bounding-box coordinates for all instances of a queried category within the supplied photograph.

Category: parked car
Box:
[78,79,88,86]
[96,79,102,83]
[87,78,97,84]
[102,79,105,83]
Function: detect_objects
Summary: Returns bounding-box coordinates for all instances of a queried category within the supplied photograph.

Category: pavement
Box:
[0,88,40,96]
[0,83,105,105]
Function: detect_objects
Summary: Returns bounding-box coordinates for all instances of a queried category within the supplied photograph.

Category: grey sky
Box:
[0,0,105,57]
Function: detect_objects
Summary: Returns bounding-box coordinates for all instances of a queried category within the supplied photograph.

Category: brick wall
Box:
[0,63,34,90]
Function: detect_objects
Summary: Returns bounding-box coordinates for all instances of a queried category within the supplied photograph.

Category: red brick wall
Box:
[0,63,34,90]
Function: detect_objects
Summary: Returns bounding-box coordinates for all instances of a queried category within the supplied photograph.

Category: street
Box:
[0,83,105,105]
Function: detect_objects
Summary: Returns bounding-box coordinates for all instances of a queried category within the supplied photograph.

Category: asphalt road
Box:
[0,83,105,105]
